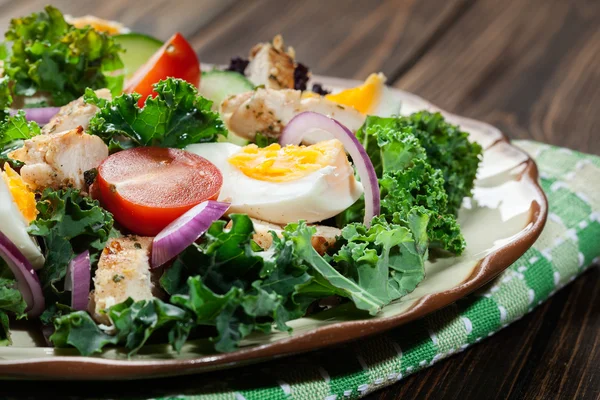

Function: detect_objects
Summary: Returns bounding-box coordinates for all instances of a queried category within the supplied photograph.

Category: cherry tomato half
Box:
[96,147,222,236]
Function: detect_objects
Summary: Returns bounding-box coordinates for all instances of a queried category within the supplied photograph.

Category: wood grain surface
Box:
[0,1,598,399]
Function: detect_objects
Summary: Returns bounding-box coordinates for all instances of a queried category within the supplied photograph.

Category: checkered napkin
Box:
[155,141,600,400]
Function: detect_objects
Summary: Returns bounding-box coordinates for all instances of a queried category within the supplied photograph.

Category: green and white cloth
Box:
[155,141,599,400]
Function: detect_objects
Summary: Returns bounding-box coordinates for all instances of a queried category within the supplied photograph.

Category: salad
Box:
[0,6,482,355]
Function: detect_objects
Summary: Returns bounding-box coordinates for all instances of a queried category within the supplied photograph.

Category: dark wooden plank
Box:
[189,0,472,79]
[392,0,600,154]
[0,0,237,40]
[365,266,600,400]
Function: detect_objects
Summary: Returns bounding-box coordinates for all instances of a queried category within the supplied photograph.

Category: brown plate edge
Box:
[0,112,549,382]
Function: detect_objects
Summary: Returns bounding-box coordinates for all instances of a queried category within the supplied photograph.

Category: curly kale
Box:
[0,262,28,346]
[0,76,13,116]
[398,112,483,215]
[51,212,430,355]
[0,110,41,168]
[340,114,475,255]
[84,78,227,149]
[27,188,117,305]
[4,6,123,106]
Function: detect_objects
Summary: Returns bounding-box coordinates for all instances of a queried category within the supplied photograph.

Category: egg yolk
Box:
[1,164,38,223]
[325,73,386,114]
[228,140,345,182]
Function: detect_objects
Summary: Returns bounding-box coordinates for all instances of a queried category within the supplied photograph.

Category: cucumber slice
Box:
[114,33,163,79]
[199,70,254,107]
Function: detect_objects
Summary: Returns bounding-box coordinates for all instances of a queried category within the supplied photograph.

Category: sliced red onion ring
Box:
[64,251,91,311]
[9,107,61,125]
[0,231,44,317]
[280,111,380,226]
[152,201,230,268]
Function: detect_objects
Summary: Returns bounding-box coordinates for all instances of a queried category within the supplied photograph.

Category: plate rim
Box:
[0,78,548,380]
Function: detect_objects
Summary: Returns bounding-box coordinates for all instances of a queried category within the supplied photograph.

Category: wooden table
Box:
[1,0,599,398]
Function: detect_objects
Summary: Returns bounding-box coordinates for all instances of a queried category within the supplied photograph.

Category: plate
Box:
[0,75,548,380]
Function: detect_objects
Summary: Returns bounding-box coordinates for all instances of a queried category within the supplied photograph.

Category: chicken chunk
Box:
[226,218,341,256]
[42,89,111,135]
[91,236,155,325]
[8,126,109,192]
[246,35,296,90]
[220,88,366,143]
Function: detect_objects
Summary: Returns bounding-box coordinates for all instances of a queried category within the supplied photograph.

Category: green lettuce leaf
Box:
[4,6,124,106]
[27,189,116,306]
[85,78,227,149]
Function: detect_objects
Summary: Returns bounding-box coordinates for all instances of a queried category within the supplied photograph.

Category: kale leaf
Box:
[343,114,470,255]
[85,78,227,149]
[27,189,116,307]
[0,111,41,168]
[53,214,320,355]
[286,215,428,314]
[4,6,123,106]
[0,76,13,117]
[402,112,483,215]
[0,262,28,346]
[51,213,429,355]
[162,214,317,352]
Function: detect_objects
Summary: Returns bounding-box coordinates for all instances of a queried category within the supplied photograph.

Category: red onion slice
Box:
[10,107,61,125]
[64,251,91,311]
[152,200,230,268]
[0,231,45,317]
[280,111,380,226]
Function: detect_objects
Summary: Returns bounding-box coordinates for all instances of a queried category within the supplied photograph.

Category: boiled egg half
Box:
[325,73,402,117]
[186,140,363,225]
[0,165,44,269]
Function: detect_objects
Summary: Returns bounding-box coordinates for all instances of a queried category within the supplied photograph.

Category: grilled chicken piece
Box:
[8,126,109,192]
[246,35,296,90]
[220,88,366,143]
[226,218,341,256]
[42,89,111,135]
[92,236,155,325]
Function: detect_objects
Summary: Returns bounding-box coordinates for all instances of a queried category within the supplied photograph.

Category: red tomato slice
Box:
[97,147,222,236]
[125,33,200,108]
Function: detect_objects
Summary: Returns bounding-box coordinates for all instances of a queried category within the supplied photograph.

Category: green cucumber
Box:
[114,33,163,79]
[199,70,254,108]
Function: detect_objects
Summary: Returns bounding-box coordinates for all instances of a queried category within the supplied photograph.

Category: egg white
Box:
[370,85,403,117]
[0,178,45,269]
[186,142,363,225]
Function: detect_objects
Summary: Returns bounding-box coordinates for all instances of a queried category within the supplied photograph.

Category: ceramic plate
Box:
[0,75,548,380]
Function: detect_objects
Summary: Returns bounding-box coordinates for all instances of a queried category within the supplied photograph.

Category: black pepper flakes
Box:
[84,168,98,186]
